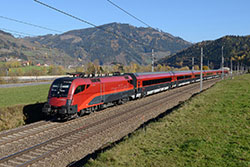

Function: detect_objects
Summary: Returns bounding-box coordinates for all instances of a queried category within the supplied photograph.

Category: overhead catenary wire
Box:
[106,0,151,28]
[33,0,162,51]
[106,0,165,68]
[0,28,35,37]
[0,15,62,33]
[106,0,165,32]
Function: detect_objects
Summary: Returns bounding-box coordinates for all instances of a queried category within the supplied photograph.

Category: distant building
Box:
[22,61,30,66]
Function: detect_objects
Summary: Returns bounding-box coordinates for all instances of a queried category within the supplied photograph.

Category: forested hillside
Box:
[158,35,250,69]
[0,30,73,65]
[26,23,191,65]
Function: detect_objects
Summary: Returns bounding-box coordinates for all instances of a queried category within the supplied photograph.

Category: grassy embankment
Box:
[9,66,47,73]
[85,74,250,167]
[0,84,50,131]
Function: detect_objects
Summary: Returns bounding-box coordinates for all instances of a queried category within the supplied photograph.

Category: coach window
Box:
[74,85,85,94]
[142,77,171,86]
[177,76,185,80]
[195,74,200,78]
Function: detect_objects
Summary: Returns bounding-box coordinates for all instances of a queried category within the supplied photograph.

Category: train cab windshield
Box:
[50,79,72,97]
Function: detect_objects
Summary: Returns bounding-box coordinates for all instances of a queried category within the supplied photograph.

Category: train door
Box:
[72,84,86,111]
[172,76,177,88]
[100,82,105,103]
[138,81,140,88]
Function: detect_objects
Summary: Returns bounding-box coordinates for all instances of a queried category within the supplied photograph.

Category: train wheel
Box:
[89,107,94,114]
[141,91,146,98]
[77,110,85,117]
[122,97,129,103]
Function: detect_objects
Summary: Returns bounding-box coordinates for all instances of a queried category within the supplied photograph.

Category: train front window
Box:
[50,80,72,97]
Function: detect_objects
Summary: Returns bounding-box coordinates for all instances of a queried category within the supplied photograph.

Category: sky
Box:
[0,0,249,43]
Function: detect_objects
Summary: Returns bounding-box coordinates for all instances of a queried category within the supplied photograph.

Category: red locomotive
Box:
[42,69,228,119]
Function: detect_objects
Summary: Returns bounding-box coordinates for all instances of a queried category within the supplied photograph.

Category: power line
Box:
[106,0,166,63]
[0,15,62,33]
[34,0,98,28]
[33,0,160,51]
[0,28,35,37]
[106,0,151,27]
[106,0,165,33]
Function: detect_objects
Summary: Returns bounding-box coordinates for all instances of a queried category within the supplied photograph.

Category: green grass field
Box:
[0,84,50,131]
[9,66,47,72]
[0,84,50,108]
[85,74,250,167]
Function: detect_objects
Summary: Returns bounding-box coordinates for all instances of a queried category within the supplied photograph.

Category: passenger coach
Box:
[43,70,227,119]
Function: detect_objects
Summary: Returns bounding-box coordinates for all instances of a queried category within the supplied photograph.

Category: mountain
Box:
[26,23,192,65]
[0,30,73,65]
[158,35,250,69]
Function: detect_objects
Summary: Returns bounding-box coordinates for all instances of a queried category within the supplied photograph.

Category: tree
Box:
[203,66,210,70]
[48,65,65,75]
[86,62,95,74]
[128,62,139,73]
[93,59,101,74]
[75,66,84,73]
[194,65,199,70]
[179,66,190,71]
[118,65,124,73]
[6,61,21,68]
[155,64,162,72]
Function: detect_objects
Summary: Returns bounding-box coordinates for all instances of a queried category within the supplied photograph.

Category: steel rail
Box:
[0,78,219,166]
[0,121,49,138]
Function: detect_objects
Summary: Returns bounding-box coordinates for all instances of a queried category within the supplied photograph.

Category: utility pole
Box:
[200,47,203,92]
[230,57,233,79]
[6,68,9,76]
[192,57,194,70]
[237,61,239,74]
[221,46,224,79]
[151,49,154,72]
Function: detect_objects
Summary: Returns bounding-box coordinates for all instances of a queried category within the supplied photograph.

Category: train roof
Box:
[54,69,222,83]
[53,77,75,82]
[134,71,197,76]
[132,70,221,79]
[54,74,133,85]
[133,72,173,80]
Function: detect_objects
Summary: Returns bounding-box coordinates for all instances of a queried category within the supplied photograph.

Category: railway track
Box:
[0,121,55,146]
[0,121,49,139]
[0,78,219,167]
[0,104,116,148]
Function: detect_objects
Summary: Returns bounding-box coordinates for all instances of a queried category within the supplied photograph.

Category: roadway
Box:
[0,81,52,88]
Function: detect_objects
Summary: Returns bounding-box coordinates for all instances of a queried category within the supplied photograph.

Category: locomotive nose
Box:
[49,97,67,107]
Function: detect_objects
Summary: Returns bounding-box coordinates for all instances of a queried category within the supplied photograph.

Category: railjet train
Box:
[42,70,228,119]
